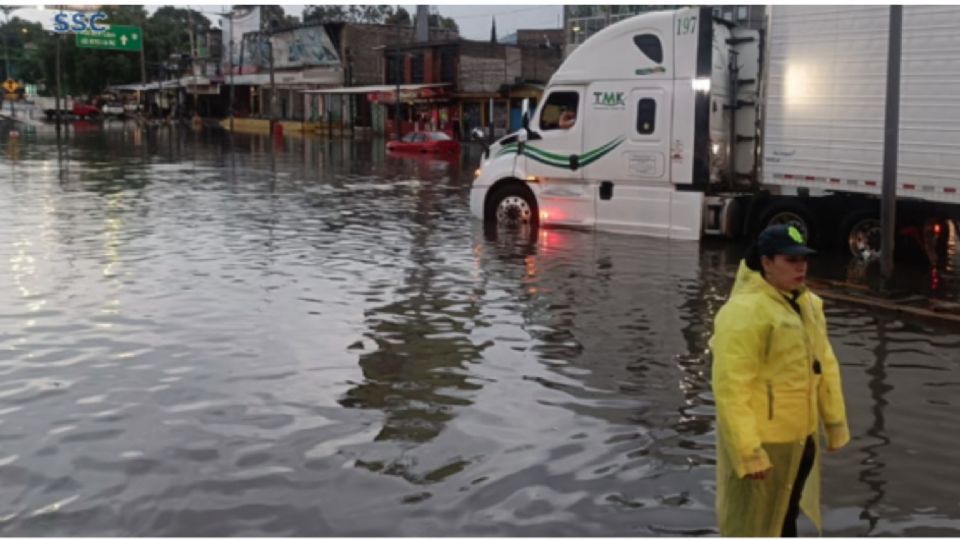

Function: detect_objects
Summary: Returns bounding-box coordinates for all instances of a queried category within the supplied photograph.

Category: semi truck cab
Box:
[470,7,759,240]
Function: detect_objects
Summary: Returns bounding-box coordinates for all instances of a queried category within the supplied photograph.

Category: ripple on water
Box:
[0,127,959,534]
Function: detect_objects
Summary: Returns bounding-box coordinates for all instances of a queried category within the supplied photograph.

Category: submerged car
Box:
[71,102,100,119]
[387,131,460,154]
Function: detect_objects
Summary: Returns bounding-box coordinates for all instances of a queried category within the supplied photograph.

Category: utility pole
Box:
[394,51,401,140]
[268,32,276,129]
[346,47,353,137]
[2,8,13,117]
[139,13,147,117]
[227,10,235,132]
[187,7,199,121]
[260,8,277,132]
[2,10,11,81]
[881,5,903,281]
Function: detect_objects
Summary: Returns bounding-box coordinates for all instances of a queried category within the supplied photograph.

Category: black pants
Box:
[780,435,816,537]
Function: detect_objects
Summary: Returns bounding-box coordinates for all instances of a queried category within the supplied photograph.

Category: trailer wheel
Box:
[839,213,882,261]
[756,201,815,245]
[487,183,539,231]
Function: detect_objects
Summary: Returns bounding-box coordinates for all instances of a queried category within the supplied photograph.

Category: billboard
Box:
[273,26,341,69]
[222,6,260,74]
[239,25,340,73]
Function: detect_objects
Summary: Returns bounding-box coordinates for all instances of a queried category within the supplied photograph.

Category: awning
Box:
[107,80,184,92]
[302,83,450,95]
[107,81,176,92]
[222,73,271,86]
[179,76,211,87]
[108,83,147,92]
[137,80,182,91]
[220,68,341,88]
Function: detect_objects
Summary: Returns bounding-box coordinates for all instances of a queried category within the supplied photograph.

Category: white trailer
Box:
[469,6,960,257]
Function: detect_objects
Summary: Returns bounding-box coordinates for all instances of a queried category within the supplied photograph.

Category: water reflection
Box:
[340,170,487,483]
[470,226,718,534]
[858,318,892,534]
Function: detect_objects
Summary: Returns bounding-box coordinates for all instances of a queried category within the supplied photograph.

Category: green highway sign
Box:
[76,25,142,52]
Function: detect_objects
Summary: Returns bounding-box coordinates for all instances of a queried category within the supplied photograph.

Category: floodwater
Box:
[0,120,959,535]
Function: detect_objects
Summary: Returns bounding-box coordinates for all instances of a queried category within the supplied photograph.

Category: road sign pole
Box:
[139,22,146,116]
[55,32,62,137]
[228,11,234,132]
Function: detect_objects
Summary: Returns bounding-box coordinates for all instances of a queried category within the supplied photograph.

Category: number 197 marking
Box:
[677,15,697,35]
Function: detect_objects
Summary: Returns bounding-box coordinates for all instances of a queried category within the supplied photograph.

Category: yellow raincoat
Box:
[710,261,850,536]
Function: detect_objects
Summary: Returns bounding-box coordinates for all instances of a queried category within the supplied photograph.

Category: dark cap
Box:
[757,224,816,257]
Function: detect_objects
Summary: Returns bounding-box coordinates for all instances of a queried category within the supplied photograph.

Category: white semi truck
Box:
[469,6,960,257]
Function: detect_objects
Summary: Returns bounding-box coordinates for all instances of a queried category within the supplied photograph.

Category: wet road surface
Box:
[0,121,959,535]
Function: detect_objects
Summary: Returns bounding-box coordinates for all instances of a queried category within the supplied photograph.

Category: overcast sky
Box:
[8,4,564,41]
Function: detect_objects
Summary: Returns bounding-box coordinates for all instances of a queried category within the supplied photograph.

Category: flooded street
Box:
[1,122,959,535]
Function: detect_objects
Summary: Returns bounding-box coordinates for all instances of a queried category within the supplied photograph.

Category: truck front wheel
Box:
[487,183,539,231]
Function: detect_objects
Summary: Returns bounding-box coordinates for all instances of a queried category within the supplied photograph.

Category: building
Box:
[373,36,564,139]
[212,5,457,134]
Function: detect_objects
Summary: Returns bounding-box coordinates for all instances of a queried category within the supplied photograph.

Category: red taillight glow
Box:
[540,209,564,222]
[933,223,943,235]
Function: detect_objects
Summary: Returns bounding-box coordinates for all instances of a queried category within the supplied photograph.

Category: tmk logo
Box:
[593,92,625,108]
[53,11,108,34]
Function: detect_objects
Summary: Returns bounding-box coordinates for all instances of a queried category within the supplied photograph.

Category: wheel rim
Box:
[766,212,809,240]
[848,218,882,259]
[495,195,533,228]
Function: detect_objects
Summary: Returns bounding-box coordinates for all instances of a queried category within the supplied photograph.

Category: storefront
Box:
[303,83,452,138]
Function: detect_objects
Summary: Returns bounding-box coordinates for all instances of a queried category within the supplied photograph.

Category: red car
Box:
[387,131,460,154]
[71,102,100,119]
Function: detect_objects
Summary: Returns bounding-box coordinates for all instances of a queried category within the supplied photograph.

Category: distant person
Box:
[710,224,850,536]
[558,108,576,129]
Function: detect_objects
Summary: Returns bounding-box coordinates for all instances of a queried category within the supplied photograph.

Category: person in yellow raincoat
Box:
[710,224,851,536]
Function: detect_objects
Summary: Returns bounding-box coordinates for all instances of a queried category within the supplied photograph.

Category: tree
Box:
[20,4,214,97]
[304,4,411,25]
[303,5,346,23]
[0,5,20,21]
[384,7,411,26]
[261,5,286,31]
[429,14,459,33]
[0,15,42,82]
[143,7,210,82]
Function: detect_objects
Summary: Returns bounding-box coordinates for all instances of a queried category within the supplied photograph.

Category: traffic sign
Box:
[2,79,19,94]
[75,25,142,52]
